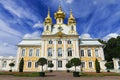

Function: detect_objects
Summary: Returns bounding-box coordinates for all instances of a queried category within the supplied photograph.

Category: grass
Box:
[0,71,120,77]
[80,72,120,77]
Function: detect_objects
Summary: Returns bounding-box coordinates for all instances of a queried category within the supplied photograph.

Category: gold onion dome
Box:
[68,9,76,25]
[54,5,65,19]
[44,8,52,25]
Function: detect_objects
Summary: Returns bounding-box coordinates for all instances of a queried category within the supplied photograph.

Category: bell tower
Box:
[68,9,77,34]
[43,8,52,34]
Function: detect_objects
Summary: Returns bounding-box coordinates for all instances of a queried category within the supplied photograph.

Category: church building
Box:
[16,6,106,72]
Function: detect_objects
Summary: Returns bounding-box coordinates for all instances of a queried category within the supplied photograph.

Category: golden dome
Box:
[54,5,65,19]
[68,9,76,25]
[44,8,52,25]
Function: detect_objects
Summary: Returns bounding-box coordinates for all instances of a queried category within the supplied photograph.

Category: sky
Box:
[0,0,120,57]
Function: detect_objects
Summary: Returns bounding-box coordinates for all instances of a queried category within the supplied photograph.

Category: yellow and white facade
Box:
[16,6,106,72]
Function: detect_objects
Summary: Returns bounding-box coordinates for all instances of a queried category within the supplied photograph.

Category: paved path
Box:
[0,72,120,80]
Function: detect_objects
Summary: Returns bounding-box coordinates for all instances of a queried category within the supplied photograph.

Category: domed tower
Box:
[54,5,65,24]
[43,8,52,34]
[68,9,77,34]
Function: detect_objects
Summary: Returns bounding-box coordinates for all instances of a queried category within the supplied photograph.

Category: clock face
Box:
[58,26,63,31]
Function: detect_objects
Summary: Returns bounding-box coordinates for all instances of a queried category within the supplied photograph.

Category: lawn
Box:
[0,71,120,77]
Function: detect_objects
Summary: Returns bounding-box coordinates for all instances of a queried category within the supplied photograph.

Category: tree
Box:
[48,63,54,72]
[19,58,24,72]
[70,58,81,72]
[37,58,47,72]
[65,62,72,72]
[105,61,114,70]
[9,63,15,72]
[95,59,100,73]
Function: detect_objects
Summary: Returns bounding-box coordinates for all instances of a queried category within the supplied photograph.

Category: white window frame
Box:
[2,61,7,68]
[58,48,62,57]
[27,61,32,68]
[35,61,38,68]
[21,48,26,57]
[80,49,84,57]
[81,61,85,68]
[48,48,52,57]
[68,48,72,57]
[95,48,99,57]
[58,60,62,68]
[88,61,93,68]
[36,48,40,57]
[87,48,92,57]
[28,48,33,57]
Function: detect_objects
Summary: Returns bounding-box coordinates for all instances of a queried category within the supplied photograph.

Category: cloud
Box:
[23,31,42,39]
[66,0,73,4]
[33,21,43,28]
[103,33,119,41]
[81,33,92,39]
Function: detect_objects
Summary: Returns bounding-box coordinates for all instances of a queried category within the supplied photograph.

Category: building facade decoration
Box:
[16,6,106,72]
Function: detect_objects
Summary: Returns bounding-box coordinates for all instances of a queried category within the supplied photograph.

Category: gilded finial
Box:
[70,9,74,18]
[47,7,50,18]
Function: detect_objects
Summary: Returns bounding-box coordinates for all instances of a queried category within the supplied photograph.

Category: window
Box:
[21,49,25,57]
[29,49,33,56]
[81,62,85,68]
[81,50,84,57]
[46,25,49,30]
[36,49,40,56]
[58,48,62,56]
[49,40,53,44]
[68,48,72,56]
[35,62,38,68]
[48,48,52,56]
[48,61,52,65]
[71,25,74,30]
[87,49,91,57]
[68,40,71,44]
[95,49,99,57]
[58,61,62,68]
[89,62,92,68]
[58,40,62,44]
[28,62,32,68]
[59,19,61,23]
[2,61,7,68]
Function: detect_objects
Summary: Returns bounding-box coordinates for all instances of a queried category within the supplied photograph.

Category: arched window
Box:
[58,48,62,56]
[68,40,71,44]
[48,48,52,56]
[46,25,49,30]
[58,40,62,44]
[49,40,53,44]
[29,49,33,57]
[2,61,7,68]
[68,48,72,56]
[71,25,74,31]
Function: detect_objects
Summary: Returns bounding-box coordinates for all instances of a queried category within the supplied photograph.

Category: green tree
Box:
[9,63,15,72]
[95,59,100,73]
[19,58,24,72]
[48,62,54,72]
[105,61,114,70]
[70,58,81,72]
[65,62,72,72]
[37,58,47,72]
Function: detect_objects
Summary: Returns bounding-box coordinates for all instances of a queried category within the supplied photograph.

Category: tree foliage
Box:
[48,63,54,68]
[66,62,72,69]
[99,36,120,61]
[9,63,15,67]
[105,61,114,69]
[37,57,47,72]
[70,58,81,72]
[95,59,100,73]
[19,58,24,72]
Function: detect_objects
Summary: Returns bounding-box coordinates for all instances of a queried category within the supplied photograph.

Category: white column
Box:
[16,47,21,72]
[99,47,105,60]
[41,40,45,57]
[53,39,57,70]
[76,39,79,58]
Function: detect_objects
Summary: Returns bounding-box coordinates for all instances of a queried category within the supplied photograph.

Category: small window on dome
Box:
[46,26,49,30]
[71,25,74,31]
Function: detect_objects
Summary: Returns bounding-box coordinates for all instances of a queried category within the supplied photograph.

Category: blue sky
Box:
[0,0,120,56]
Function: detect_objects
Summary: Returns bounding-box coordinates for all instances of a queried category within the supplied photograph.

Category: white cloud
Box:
[66,0,73,4]
[33,21,43,28]
[81,33,92,39]
[23,31,42,39]
[103,33,119,41]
